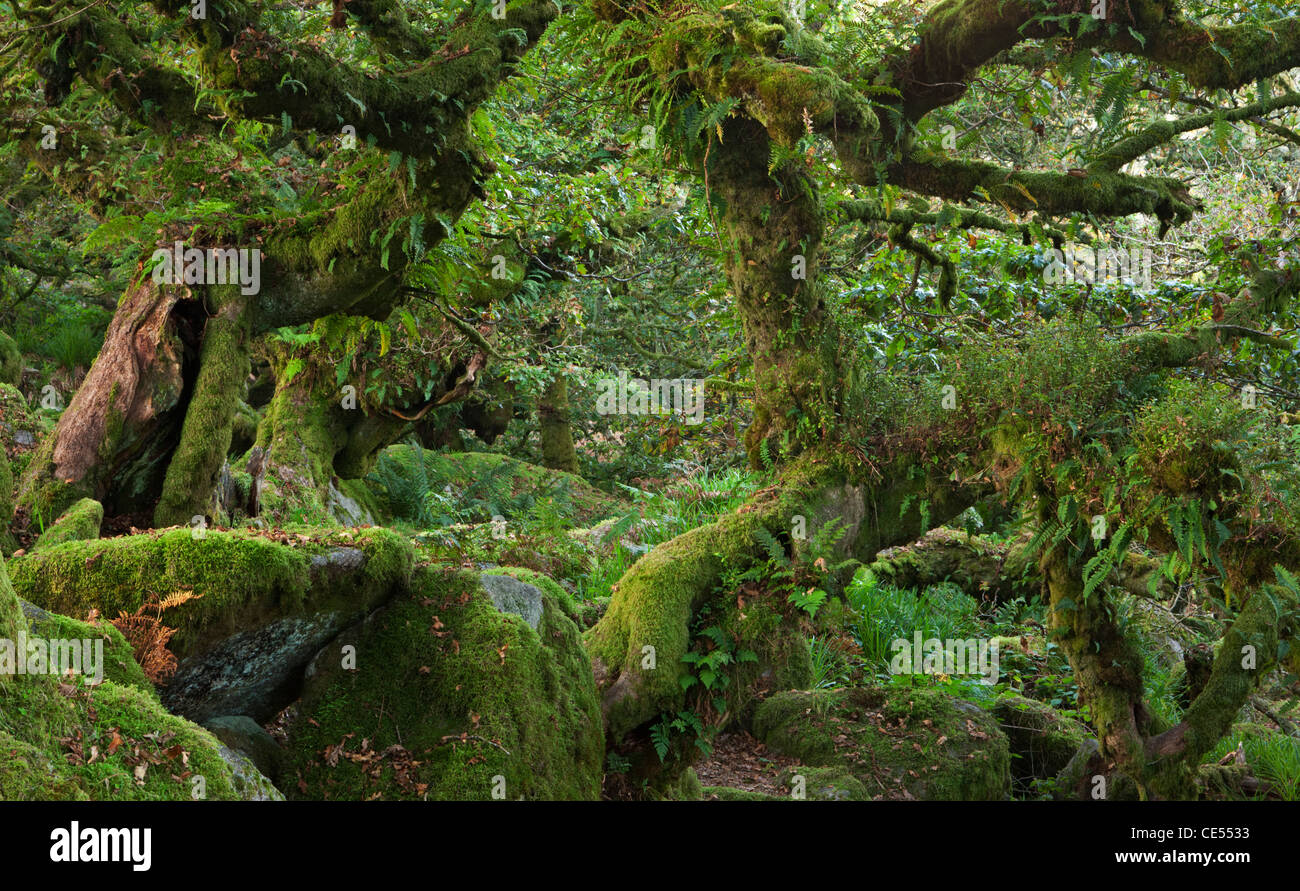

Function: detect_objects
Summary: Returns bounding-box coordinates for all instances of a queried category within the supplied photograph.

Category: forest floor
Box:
[695,731,800,797]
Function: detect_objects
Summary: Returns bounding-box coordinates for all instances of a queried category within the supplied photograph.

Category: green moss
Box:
[702,785,785,801]
[20,600,153,696]
[231,401,260,453]
[335,476,383,525]
[0,332,20,387]
[753,687,1011,800]
[991,693,1089,782]
[0,436,12,555]
[15,429,90,531]
[0,557,21,646]
[154,294,251,527]
[8,526,413,660]
[420,520,593,584]
[584,465,846,740]
[371,446,626,527]
[781,765,870,801]
[483,565,580,624]
[1132,378,1251,498]
[0,383,39,482]
[585,505,772,739]
[539,375,578,473]
[33,497,103,551]
[0,551,254,800]
[656,766,704,800]
[0,676,257,800]
[250,363,346,526]
[284,565,603,800]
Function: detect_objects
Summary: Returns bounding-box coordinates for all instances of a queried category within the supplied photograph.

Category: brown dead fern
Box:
[109,590,203,684]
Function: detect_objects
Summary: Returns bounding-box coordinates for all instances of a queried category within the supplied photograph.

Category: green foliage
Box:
[1207,729,1300,801]
[679,624,759,696]
[845,571,981,675]
[369,438,572,528]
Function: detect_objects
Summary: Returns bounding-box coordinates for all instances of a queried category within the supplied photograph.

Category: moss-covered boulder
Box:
[33,497,103,550]
[781,765,871,800]
[283,565,603,800]
[214,745,284,801]
[9,526,414,723]
[0,674,283,800]
[753,686,1012,800]
[19,599,152,694]
[0,554,272,800]
[990,693,1089,782]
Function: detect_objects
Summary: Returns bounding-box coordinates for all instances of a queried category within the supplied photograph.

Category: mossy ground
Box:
[0,675,252,800]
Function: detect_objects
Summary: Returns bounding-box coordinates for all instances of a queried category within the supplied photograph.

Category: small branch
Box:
[439,734,511,756]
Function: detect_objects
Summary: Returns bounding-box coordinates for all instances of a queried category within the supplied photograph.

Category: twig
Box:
[439,734,511,755]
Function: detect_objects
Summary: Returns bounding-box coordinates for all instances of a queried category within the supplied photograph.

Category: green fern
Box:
[1093,69,1137,142]
[753,526,791,568]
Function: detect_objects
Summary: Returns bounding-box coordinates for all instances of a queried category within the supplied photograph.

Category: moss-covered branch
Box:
[886,156,1202,228]
[1091,91,1300,172]
[878,0,1300,132]
[839,198,1071,244]
[180,0,558,159]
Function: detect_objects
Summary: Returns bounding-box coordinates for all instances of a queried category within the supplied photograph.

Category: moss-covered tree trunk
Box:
[248,348,408,525]
[154,291,252,527]
[1043,537,1298,799]
[710,118,838,468]
[1041,544,1154,793]
[539,374,578,473]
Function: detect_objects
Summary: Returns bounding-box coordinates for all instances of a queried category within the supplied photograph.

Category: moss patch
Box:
[20,599,153,695]
[283,565,603,800]
[8,525,413,660]
[752,686,1011,800]
[33,497,103,551]
[0,552,256,800]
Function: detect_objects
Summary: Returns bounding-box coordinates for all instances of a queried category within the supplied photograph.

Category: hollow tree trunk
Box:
[17,279,219,526]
